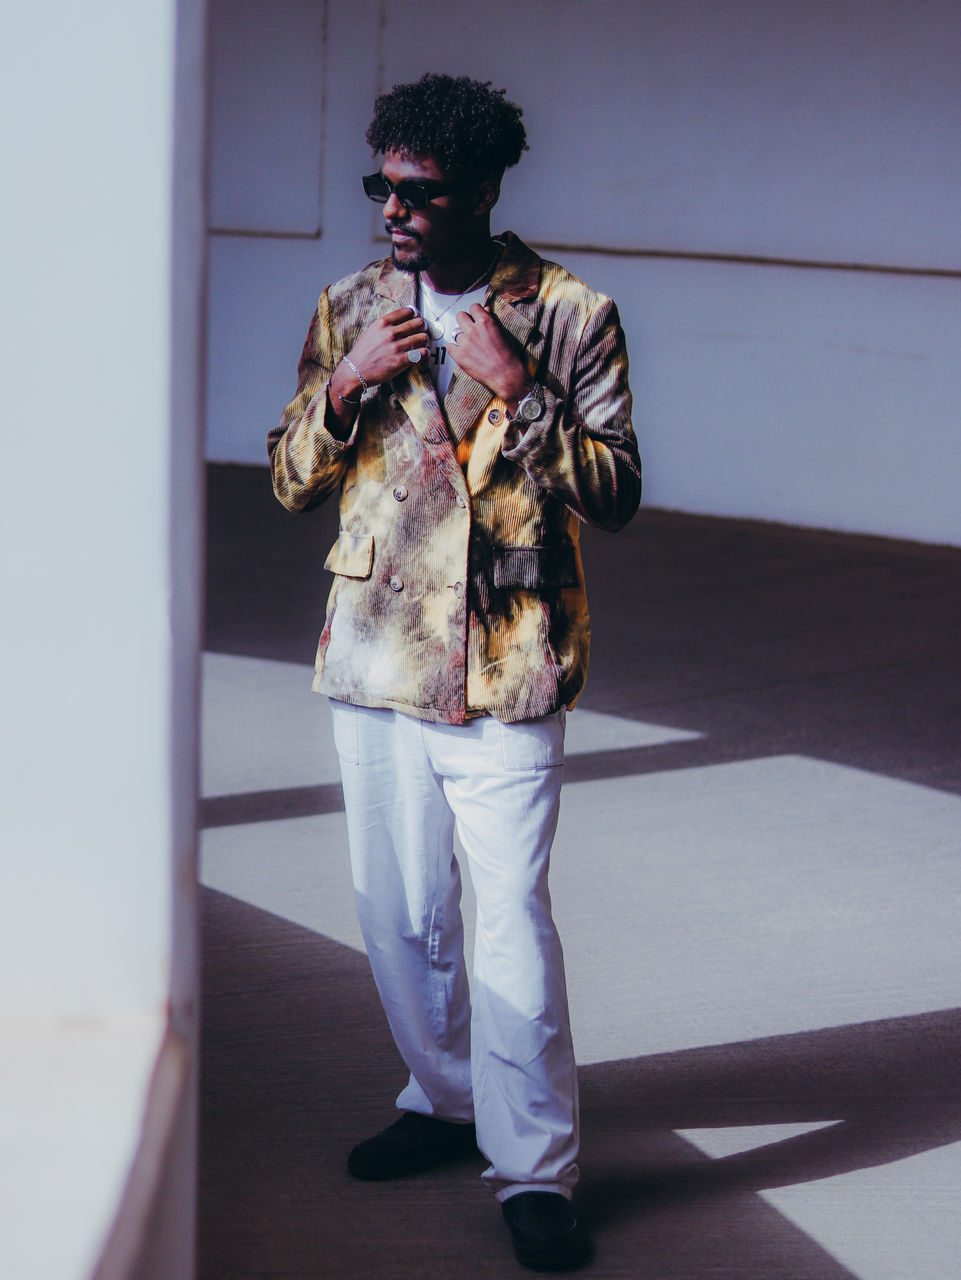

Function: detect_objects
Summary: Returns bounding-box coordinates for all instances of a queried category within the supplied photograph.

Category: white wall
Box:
[0,0,204,1275]
[205,0,961,546]
[1,0,178,1025]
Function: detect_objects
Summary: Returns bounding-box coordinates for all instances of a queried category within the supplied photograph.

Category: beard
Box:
[388,224,431,273]
[391,244,432,273]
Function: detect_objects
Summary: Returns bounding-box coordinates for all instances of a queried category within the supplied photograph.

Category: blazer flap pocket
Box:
[492,545,577,590]
[324,531,374,579]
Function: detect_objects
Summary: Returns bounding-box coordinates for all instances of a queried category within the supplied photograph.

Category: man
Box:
[268,73,640,1271]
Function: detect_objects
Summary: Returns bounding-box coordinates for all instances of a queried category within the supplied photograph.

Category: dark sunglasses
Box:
[362,171,469,210]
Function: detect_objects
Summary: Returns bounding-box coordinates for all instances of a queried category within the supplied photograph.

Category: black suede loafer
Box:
[501,1192,593,1272]
[347,1111,478,1180]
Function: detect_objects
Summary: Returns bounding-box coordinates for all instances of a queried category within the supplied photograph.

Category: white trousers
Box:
[329,700,579,1200]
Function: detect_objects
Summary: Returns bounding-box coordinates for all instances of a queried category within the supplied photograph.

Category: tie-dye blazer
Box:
[268,232,640,724]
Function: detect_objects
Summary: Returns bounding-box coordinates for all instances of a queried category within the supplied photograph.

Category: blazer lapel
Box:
[444,262,542,442]
[375,261,468,494]
[444,367,493,444]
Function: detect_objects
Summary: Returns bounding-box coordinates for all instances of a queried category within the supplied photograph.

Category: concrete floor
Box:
[199,463,961,1279]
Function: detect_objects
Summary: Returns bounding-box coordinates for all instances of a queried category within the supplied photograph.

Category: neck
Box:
[423,236,497,294]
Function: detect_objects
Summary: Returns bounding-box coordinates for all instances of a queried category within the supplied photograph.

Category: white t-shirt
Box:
[418,278,488,402]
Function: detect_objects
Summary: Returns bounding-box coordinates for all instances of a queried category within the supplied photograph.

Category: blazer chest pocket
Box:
[324,531,374,578]
[492,545,578,591]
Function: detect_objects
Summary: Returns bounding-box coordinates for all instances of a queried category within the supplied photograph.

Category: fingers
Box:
[346,309,428,381]
[383,312,428,359]
[400,336,429,368]
[394,317,428,342]
[445,305,528,400]
[375,309,425,338]
[452,304,497,334]
[383,306,423,328]
[398,314,428,351]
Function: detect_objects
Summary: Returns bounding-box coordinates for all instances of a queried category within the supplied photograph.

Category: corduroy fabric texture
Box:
[267,232,641,724]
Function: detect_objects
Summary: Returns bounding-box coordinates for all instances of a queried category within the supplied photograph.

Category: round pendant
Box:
[426,319,444,341]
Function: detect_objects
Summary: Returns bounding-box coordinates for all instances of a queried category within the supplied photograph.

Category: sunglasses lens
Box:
[362,175,439,208]
[362,174,391,203]
[394,182,429,209]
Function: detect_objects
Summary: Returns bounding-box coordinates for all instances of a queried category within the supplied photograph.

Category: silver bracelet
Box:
[339,356,368,405]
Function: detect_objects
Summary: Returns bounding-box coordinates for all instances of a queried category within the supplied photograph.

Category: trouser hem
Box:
[495,1182,574,1203]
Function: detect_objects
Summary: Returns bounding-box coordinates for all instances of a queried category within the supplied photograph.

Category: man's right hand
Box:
[325,308,428,437]
[334,308,429,397]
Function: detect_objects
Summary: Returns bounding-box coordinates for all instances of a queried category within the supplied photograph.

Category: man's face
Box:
[380,151,479,274]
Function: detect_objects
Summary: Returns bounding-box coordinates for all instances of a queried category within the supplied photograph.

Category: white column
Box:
[0,0,206,1275]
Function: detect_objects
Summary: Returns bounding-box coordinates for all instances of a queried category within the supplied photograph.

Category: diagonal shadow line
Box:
[198,735,769,829]
[686,1110,961,1193]
[580,1110,961,1224]
[576,1005,961,1225]
[201,779,345,828]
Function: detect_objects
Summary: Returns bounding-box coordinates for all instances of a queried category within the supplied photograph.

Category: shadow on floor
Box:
[199,886,958,1280]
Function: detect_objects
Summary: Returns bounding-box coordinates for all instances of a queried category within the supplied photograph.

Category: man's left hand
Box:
[447,304,532,411]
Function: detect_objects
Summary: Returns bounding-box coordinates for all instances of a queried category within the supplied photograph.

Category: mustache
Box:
[386,220,421,240]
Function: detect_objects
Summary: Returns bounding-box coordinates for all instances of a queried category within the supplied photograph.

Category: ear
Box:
[473,177,500,217]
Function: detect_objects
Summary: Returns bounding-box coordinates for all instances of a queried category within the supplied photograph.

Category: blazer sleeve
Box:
[267,289,360,513]
[500,297,641,532]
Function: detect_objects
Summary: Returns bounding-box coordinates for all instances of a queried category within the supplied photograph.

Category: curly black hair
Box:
[366,73,527,178]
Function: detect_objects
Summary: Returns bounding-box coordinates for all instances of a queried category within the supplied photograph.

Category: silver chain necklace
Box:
[418,247,500,341]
